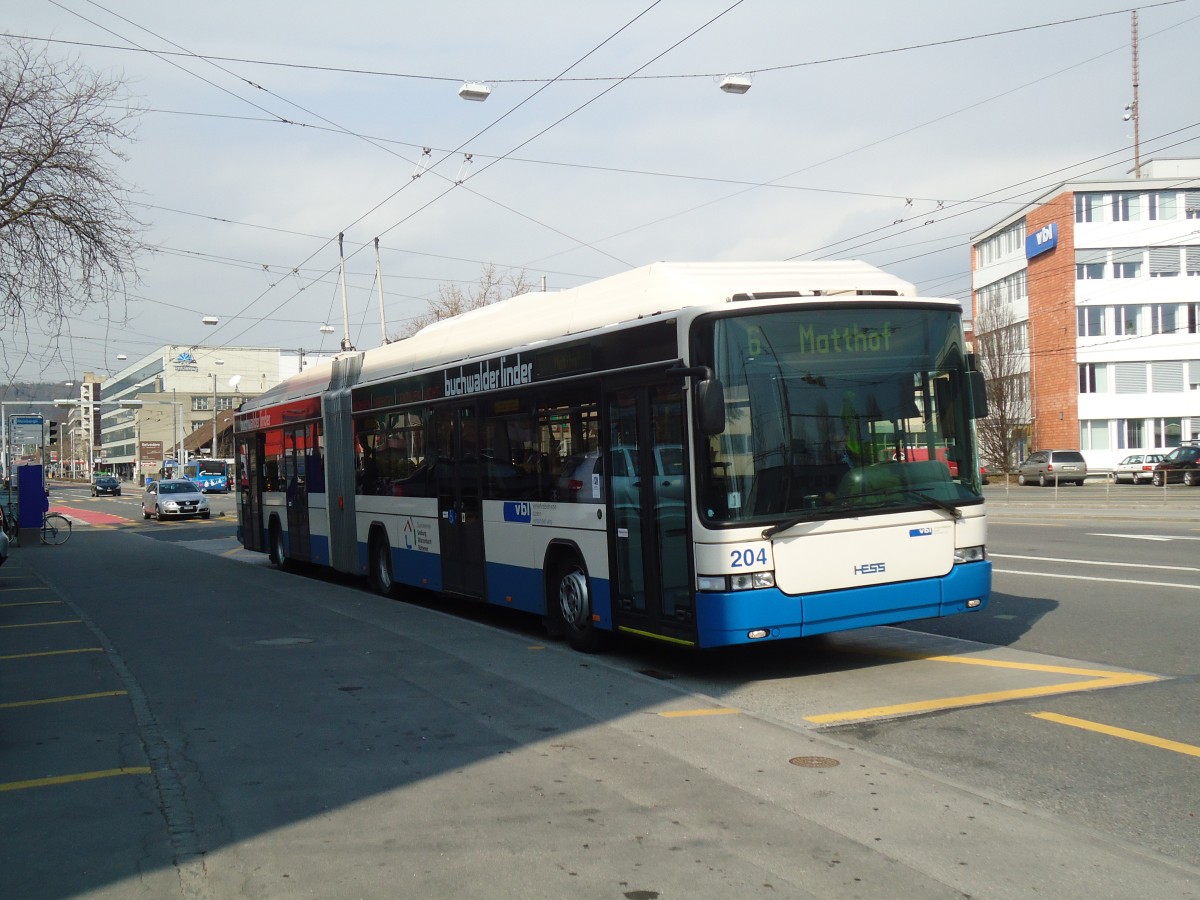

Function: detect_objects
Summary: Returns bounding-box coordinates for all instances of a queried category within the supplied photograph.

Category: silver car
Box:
[142,479,211,521]
[1110,452,1164,484]
[1017,450,1088,487]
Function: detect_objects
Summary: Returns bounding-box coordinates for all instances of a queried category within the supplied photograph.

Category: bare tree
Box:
[397,263,534,338]
[0,39,143,346]
[973,300,1031,473]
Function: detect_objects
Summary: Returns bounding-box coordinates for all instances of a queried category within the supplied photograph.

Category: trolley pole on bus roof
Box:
[375,237,390,345]
[338,232,354,352]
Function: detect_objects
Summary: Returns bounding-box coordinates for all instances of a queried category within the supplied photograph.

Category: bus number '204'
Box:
[731,547,769,568]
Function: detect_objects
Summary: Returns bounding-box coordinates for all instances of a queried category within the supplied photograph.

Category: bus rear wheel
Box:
[549,557,606,653]
[370,531,396,597]
[269,521,288,571]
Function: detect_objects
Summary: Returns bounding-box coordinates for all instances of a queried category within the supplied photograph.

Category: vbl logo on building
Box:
[1025,222,1058,259]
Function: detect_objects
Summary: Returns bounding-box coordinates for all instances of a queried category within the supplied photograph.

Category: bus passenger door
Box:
[284,425,312,561]
[608,383,693,643]
[436,404,486,598]
[238,434,265,552]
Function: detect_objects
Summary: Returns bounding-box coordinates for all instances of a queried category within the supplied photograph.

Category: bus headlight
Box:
[954,545,986,564]
[698,572,775,592]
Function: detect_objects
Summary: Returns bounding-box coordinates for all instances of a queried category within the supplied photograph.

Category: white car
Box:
[1110,452,1164,484]
[142,479,211,521]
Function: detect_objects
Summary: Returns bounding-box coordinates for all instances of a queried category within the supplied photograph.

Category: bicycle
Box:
[41,512,72,545]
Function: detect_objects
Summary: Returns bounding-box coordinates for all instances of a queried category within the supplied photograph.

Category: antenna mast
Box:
[1131,10,1141,178]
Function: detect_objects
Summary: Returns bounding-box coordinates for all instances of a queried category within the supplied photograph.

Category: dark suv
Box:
[1150,444,1200,486]
[1017,450,1088,487]
[92,475,121,496]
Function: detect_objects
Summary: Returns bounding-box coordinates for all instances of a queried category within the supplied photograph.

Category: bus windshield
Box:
[697,306,983,526]
[192,460,227,476]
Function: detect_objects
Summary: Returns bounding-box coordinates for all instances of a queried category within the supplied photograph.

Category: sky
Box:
[3,0,1199,386]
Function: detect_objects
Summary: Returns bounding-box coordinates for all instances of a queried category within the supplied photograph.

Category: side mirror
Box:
[968,371,988,418]
[695,378,726,435]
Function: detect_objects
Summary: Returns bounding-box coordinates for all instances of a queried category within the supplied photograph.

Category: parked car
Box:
[142,479,211,520]
[91,475,122,496]
[1150,444,1200,486]
[1110,452,1165,484]
[1017,450,1088,486]
[556,445,685,505]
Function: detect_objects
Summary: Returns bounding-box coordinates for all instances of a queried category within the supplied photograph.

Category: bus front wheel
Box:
[549,557,606,653]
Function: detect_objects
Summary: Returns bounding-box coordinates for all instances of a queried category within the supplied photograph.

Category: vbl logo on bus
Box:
[503,501,532,523]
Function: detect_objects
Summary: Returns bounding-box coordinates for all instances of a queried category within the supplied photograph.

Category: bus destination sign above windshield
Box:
[444,353,533,398]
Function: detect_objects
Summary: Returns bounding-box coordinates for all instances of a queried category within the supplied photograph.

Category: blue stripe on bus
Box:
[694,561,992,648]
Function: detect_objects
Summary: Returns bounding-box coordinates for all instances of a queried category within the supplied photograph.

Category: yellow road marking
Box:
[1032,712,1200,758]
[806,656,1159,725]
[0,767,151,793]
[659,708,739,718]
[0,648,104,661]
[0,619,82,629]
[0,690,128,710]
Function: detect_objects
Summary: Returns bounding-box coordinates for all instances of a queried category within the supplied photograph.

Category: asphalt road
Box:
[1,481,1197,898]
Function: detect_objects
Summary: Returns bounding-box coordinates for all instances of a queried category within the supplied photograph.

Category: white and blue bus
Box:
[235,262,991,651]
[183,459,230,493]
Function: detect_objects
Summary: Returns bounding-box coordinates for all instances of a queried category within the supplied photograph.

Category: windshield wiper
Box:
[761,488,961,539]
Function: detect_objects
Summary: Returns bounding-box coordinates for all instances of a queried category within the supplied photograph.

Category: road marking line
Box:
[994,569,1200,591]
[0,766,152,793]
[1031,712,1200,758]
[0,648,104,661]
[1090,532,1200,542]
[0,690,128,709]
[0,598,58,606]
[991,553,1200,573]
[658,708,739,718]
[0,619,83,629]
[806,657,1158,725]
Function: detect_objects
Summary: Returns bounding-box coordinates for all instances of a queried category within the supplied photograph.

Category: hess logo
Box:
[854,562,886,575]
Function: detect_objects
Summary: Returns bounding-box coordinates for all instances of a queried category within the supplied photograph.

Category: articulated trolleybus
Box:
[235,262,991,651]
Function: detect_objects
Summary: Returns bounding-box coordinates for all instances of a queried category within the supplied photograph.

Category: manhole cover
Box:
[255,637,315,646]
[789,756,840,768]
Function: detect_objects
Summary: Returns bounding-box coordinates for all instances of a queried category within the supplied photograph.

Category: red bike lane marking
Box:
[50,505,134,526]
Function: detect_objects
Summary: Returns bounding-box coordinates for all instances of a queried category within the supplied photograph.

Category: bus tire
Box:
[369,529,396,598]
[269,519,289,571]
[549,555,606,654]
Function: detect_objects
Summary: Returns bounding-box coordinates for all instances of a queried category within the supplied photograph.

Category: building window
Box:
[216,397,237,411]
[192,396,211,411]
[1151,304,1179,335]
[975,220,1026,267]
[1112,192,1140,221]
[1116,419,1146,450]
[1111,248,1143,278]
[1189,304,1200,334]
[1151,361,1185,393]
[1079,363,1107,394]
[1187,247,1200,276]
[1114,363,1147,394]
[1115,305,1142,336]
[1149,192,1178,220]
[1186,191,1200,219]
[1080,420,1110,450]
[1075,192,1105,223]
[1075,249,1106,280]
[1189,360,1200,391]
[1077,306,1105,337]
[1154,418,1183,447]
[1149,247,1181,277]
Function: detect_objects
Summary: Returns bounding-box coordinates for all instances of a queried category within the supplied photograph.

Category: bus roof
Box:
[356,261,919,388]
[241,261,933,415]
